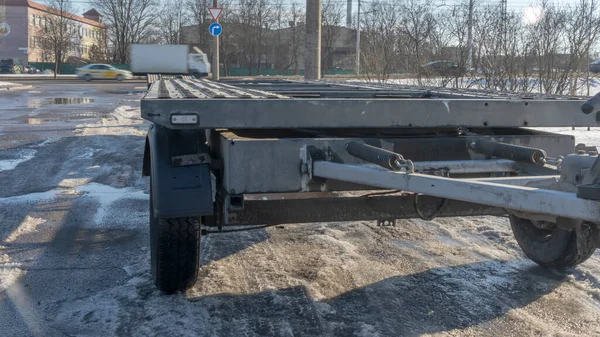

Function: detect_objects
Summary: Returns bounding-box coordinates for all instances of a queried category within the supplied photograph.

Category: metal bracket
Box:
[171,153,211,167]
[576,184,600,200]
[581,155,600,185]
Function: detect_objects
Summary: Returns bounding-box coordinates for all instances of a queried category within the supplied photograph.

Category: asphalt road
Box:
[1,78,146,86]
[1,81,600,337]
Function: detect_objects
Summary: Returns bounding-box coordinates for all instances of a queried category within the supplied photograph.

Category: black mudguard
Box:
[143,124,213,219]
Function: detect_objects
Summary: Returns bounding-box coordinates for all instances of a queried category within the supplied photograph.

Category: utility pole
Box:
[467,0,474,72]
[212,0,220,80]
[305,0,322,80]
[356,0,361,76]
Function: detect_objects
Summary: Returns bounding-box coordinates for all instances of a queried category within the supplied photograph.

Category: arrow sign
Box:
[208,8,222,21]
[209,22,222,37]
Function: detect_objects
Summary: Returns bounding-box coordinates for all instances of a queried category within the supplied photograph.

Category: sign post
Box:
[208,2,222,80]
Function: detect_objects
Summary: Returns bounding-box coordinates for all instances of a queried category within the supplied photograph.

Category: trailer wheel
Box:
[509,215,596,268]
[150,182,201,294]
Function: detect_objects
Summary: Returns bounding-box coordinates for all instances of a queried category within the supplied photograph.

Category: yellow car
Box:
[76,64,133,81]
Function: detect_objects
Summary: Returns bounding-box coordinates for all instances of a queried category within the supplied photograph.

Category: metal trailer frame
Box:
[141,78,600,292]
[141,78,600,225]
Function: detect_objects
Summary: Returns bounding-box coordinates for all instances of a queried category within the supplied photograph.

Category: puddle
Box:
[27,111,111,124]
[27,118,59,124]
[49,98,95,104]
[28,98,95,107]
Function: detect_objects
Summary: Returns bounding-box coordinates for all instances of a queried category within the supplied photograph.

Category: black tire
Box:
[150,183,201,294]
[116,74,124,81]
[84,74,92,82]
[509,215,596,268]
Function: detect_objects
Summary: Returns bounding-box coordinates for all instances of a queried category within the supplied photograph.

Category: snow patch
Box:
[76,183,148,225]
[0,189,64,204]
[34,138,60,147]
[356,323,381,337]
[0,81,17,87]
[74,105,147,137]
[531,127,600,147]
[0,149,36,171]
[0,251,23,291]
[5,216,47,243]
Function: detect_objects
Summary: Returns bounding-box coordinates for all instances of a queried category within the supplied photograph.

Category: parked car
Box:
[0,58,19,74]
[590,60,600,73]
[23,66,41,74]
[0,65,13,74]
[421,60,465,76]
[75,64,133,81]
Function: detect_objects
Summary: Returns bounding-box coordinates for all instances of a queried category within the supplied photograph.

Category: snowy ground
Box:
[357,77,600,97]
[1,82,600,336]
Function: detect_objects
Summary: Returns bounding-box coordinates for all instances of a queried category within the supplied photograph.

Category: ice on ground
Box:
[4,216,47,243]
[75,105,147,137]
[34,138,60,147]
[0,81,16,87]
[0,149,36,171]
[0,251,23,291]
[76,183,148,225]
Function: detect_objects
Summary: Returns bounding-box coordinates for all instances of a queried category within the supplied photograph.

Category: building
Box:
[0,0,107,66]
[180,23,356,73]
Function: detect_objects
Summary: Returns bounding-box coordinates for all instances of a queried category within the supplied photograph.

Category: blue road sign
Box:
[209,22,222,37]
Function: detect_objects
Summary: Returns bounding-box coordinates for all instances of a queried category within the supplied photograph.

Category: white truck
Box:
[130,44,211,77]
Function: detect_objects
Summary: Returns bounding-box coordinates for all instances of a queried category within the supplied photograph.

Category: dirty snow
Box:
[76,183,148,225]
[4,216,47,243]
[0,251,23,292]
[0,149,36,171]
[75,105,148,137]
[532,127,600,147]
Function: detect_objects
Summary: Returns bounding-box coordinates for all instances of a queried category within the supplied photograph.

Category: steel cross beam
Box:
[312,161,600,223]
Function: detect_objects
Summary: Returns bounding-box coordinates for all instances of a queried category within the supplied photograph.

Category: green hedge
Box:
[220,68,355,76]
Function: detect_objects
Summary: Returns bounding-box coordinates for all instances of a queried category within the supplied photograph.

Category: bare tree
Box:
[360,1,400,82]
[90,0,158,63]
[564,0,600,95]
[289,2,305,75]
[321,0,343,72]
[187,0,212,52]
[269,1,305,75]
[236,0,272,75]
[160,0,189,44]
[433,3,470,88]
[398,0,436,84]
[44,0,77,77]
[526,1,570,94]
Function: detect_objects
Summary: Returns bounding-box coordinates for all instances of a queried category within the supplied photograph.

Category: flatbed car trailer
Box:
[141,78,600,294]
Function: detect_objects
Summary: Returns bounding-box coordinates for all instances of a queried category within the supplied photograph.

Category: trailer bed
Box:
[141,79,596,129]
